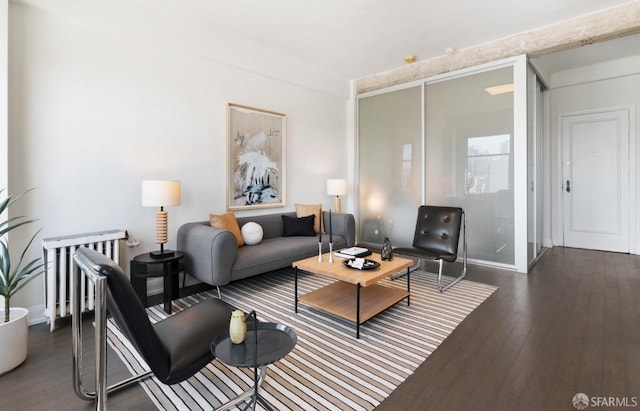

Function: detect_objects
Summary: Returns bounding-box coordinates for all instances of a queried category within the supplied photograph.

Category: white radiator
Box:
[42,229,126,332]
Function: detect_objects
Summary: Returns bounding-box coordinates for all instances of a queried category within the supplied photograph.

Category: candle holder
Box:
[328,243,334,263]
[318,242,323,262]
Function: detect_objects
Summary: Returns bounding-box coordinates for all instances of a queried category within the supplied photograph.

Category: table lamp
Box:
[142,180,181,258]
[326,179,347,213]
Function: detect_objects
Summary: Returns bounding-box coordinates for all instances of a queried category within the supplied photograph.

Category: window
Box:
[466,134,510,194]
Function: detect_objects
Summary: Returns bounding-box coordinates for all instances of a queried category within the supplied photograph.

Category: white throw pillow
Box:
[241,222,263,245]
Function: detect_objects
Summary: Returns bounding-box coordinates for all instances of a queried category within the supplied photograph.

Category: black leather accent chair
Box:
[394,205,467,292]
[72,247,236,409]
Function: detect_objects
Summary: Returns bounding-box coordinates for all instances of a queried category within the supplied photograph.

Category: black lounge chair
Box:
[72,247,236,409]
[394,205,467,292]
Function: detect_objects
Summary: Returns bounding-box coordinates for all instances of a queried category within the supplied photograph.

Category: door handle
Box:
[566,180,571,193]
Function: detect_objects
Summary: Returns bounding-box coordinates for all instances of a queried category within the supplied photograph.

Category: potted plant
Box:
[0,188,44,374]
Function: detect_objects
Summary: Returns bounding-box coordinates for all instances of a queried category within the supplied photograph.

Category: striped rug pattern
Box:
[107,267,497,410]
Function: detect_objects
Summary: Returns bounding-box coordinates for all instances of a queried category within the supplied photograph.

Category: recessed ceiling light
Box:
[485,83,514,95]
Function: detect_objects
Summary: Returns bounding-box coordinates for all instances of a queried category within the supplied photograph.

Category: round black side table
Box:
[212,319,297,411]
[130,251,185,314]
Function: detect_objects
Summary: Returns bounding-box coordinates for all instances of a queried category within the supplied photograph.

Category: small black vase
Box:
[381,237,393,261]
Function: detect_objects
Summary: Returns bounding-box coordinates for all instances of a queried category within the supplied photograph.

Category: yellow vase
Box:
[229,310,247,344]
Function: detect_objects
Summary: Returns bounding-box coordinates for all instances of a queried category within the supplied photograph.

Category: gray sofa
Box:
[177,211,356,287]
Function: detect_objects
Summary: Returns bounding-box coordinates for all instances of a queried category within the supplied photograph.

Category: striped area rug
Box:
[107,267,497,410]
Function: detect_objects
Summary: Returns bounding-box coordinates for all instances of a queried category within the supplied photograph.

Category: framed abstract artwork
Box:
[227,103,287,210]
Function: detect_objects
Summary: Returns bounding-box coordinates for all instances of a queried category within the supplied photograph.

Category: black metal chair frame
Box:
[394,206,467,293]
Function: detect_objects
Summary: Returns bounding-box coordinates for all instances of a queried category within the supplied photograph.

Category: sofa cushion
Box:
[295,203,325,233]
[210,212,244,246]
[232,234,348,280]
[282,214,316,237]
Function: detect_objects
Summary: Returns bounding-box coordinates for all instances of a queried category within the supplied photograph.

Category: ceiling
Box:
[18,0,640,79]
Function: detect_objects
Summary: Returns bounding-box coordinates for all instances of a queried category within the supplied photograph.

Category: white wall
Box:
[0,0,6,188]
[549,55,640,252]
[8,3,351,323]
[0,0,8,315]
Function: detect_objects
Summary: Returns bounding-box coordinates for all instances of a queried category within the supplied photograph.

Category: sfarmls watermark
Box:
[573,393,638,409]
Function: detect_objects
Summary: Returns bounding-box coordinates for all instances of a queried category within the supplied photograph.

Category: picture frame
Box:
[227,103,287,211]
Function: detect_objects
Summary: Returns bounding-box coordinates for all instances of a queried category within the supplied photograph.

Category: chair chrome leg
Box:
[437,259,444,291]
[438,253,467,292]
[439,271,466,292]
[439,212,467,293]
[439,268,465,292]
[73,258,154,409]
[72,273,112,407]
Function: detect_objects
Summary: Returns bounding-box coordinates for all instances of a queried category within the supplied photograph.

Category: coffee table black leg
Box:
[407,267,411,306]
[294,267,298,313]
[356,283,361,339]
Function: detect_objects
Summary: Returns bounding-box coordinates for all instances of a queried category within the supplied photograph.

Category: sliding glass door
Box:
[527,65,546,266]
[357,86,422,248]
[358,56,542,272]
[424,66,515,265]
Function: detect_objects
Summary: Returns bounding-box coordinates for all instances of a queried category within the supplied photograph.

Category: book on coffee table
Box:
[334,247,372,259]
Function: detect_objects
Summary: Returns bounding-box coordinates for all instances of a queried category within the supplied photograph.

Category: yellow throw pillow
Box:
[209,212,244,247]
[295,203,325,234]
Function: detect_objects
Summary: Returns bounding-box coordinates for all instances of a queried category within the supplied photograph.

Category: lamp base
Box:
[334,196,342,214]
[149,249,175,259]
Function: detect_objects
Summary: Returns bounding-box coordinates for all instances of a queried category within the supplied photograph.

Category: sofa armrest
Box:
[177,222,238,287]
[323,211,356,247]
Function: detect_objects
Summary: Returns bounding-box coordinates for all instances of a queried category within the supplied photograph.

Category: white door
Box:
[561,108,630,252]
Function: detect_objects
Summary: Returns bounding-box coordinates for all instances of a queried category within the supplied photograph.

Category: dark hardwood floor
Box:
[377,247,640,411]
[1,247,639,410]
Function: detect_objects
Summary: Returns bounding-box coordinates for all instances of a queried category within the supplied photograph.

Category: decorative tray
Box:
[342,258,380,270]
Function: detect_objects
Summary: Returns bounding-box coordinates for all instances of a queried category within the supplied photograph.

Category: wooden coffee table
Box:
[292,253,413,338]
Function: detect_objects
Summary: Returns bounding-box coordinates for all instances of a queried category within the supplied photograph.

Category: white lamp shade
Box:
[142,180,181,207]
[327,179,348,196]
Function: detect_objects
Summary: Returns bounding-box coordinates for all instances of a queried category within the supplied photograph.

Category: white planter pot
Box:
[0,307,29,375]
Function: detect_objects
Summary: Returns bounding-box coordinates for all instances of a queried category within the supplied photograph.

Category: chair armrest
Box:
[177,222,238,286]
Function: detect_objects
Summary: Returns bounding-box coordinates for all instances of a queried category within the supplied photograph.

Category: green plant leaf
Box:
[0,188,43,317]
